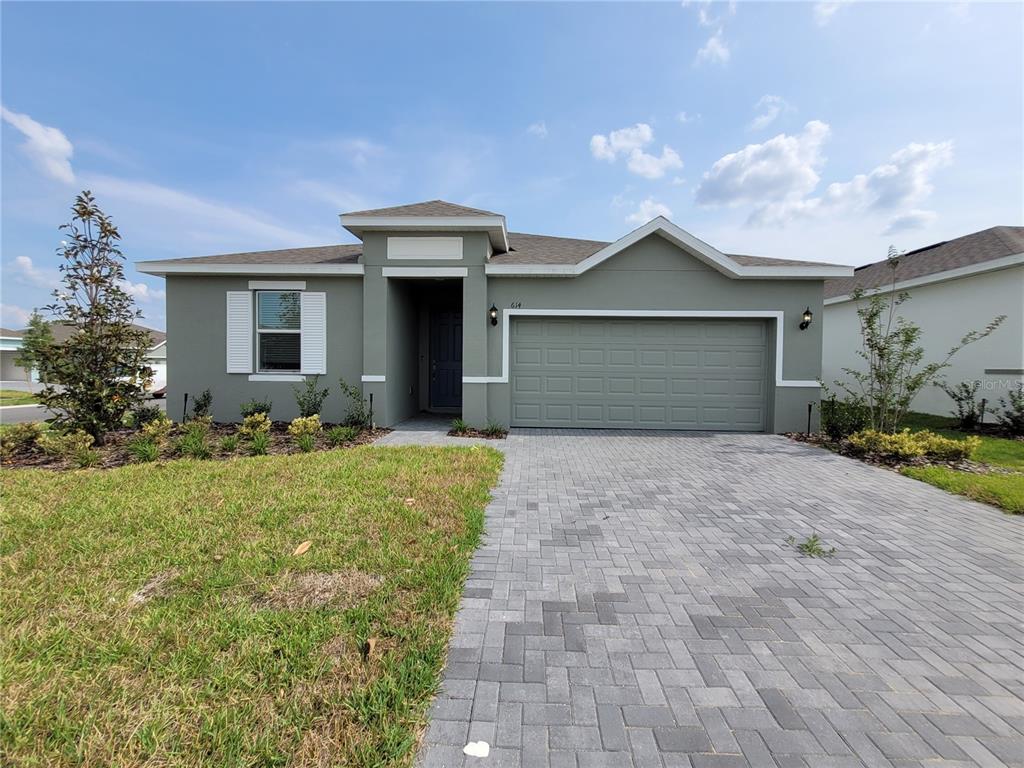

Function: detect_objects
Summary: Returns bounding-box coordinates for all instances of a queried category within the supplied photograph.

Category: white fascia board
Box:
[381,267,468,278]
[340,215,509,252]
[147,340,167,353]
[136,262,365,277]
[463,308,821,389]
[824,252,1024,306]
[484,217,853,279]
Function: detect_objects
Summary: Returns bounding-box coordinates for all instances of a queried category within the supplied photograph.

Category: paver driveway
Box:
[417,429,1024,768]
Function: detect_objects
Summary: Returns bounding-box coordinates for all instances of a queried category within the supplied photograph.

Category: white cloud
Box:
[627,146,684,180]
[883,210,938,235]
[0,304,32,327]
[749,95,790,131]
[696,120,831,211]
[590,123,654,161]
[527,121,548,138]
[685,0,736,28]
[9,255,59,290]
[814,0,853,25]
[590,124,683,180]
[677,111,700,124]
[695,29,730,65]
[626,198,673,225]
[86,174,324,248]
[1,105,75,184]
[119,279,166,303]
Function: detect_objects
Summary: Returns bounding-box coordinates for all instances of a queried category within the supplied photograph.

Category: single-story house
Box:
[823,226,1024,415]
[0,327,29,383]
[0,322,167,393]
[138,200,853,432]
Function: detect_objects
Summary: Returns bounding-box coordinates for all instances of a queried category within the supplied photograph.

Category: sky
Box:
[2,1,1021,332]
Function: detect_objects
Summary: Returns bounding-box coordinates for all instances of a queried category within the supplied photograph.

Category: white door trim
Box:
[461,309,820,388]
[381,267,469,278]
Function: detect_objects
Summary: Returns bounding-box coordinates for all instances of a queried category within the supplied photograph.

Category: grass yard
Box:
[1,446,503,767]
[0,389,39,406]
[899,411,1024,513]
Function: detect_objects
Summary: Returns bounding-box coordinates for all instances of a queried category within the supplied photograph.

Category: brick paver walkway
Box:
[417,429,1024,768]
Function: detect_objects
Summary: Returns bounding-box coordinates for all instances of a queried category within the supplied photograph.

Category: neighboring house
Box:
[823,226,1024,416]
[138,200,853,432]
[0,322,167,392]
[0,328,30,383]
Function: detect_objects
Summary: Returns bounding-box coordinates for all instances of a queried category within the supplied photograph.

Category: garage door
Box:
[509,317,768,431]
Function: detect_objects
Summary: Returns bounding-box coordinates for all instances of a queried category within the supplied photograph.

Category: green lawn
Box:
[1,446,503,767]
[899,411,1023,513]
[0,389,39,406]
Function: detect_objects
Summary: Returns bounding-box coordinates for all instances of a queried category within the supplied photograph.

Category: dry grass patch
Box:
[1,445,503,767]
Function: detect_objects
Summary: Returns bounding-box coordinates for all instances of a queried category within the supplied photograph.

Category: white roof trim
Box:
[340,214,509,253]
[487,217,852,279]
[136,262,365,277]
[824,252,1024,305]
[381,266,468,278]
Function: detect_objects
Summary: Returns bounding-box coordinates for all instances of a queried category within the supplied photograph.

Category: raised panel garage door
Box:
[509,317,768,431]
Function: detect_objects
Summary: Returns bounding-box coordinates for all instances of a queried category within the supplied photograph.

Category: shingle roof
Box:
[149,244,362,266]
[0,327,23,338]
[492,232,611,265]
[343,200,501,218]
[824,226,1024,299]
[42,322,166,348]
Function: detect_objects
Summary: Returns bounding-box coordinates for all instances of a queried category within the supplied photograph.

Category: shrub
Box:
[0,422,44,455]
[941,381,988,431]
[847,428,978,462]
[219,434,240,453]
[130,403,163,428]
[239,413,272,438]
[240,398,272,419]
[72,448,101,468]
[338,378,371,427]
[141,415,174,445]
[450,418,468,434]
[997,383,1024,436]
[820,396,868,441]
[917,432,980,462]
[39,429,95,459]
[126,437,160,463]
[190,389,213,420]
[293,376,330,418]
[288,415,321,452]
[176,420,212,460]
[482,420,507,438]
[326,425,360,446]
[250,431,270,456]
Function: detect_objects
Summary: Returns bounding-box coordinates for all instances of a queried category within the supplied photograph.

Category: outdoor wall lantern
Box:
[799,307,813,330]
[489,304,499,326]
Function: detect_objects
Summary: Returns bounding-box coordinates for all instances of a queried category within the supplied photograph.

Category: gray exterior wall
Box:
[162,231,825,433]
[480,235,824,433]
[165,275,363,423]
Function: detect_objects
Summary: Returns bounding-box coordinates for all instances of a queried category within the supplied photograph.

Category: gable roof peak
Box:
[342,199,502,218]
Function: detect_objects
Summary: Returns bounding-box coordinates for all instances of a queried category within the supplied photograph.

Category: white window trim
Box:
[249,280,306,290]
[461,309,820,388]
[255,290,302,375]
[248,373,305,382]
[361,375,386,382]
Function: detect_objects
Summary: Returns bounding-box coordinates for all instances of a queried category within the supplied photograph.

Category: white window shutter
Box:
[226,291,253,374]
[300,292,327,375]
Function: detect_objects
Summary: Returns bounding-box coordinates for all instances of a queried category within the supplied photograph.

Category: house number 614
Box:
[509,301,523,308]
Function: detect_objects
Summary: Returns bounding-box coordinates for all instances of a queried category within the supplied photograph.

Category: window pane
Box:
[259,333,301,371]
[257,291,300,330]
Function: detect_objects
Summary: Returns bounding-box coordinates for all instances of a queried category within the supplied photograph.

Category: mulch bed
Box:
[786,432,1018,475]
[1,422,391,471]
[447,427,507,440]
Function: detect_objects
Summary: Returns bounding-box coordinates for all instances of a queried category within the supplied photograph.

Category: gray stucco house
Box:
[138,201,852,432]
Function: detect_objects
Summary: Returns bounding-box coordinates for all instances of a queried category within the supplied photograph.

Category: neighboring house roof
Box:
[39,321,166,349]
[343,200,500,218]
[824,226,1024,300]
[0,327,24,338]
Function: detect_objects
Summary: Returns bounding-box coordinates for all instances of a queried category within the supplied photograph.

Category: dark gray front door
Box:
[430,310,462,409]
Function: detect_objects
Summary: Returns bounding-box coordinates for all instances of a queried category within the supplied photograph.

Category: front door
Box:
[429,309,463,409]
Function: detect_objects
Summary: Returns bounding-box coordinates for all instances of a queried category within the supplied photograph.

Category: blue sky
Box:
[2,1,1021,331]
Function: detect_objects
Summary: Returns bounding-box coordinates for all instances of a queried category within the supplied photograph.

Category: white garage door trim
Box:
[463,309,819,387]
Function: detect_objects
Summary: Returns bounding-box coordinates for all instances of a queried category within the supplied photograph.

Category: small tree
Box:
[834,247,1004,433]
[23,191,153,443]
[14,311,54,382]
